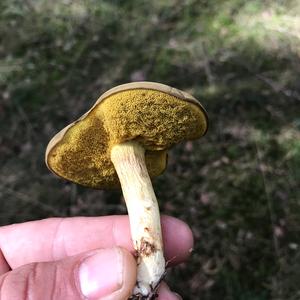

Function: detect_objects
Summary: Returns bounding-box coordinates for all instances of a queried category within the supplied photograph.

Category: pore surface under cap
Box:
[46,88,207,188]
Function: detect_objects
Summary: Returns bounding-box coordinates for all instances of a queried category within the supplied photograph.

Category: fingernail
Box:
[79,248,123,299]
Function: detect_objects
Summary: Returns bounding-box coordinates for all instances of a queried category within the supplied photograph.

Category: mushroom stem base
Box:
[128,269,166,300]
[111,141,165,299]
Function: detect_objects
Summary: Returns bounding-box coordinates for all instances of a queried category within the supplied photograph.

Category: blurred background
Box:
[0,0,299,299]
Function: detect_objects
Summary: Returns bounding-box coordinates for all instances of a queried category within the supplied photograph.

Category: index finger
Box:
[0,215,193,271]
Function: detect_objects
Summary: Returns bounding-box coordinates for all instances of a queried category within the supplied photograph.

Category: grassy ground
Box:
[1,1,300,299]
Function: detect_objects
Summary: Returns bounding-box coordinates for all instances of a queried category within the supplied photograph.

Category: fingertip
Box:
[113,247,137,300]
[157,282,182,300]
[120,246,137,283]
[162,216,194,265]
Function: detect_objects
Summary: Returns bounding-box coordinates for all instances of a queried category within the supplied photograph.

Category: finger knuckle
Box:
[0,263,37,300]
[0,263,62,300]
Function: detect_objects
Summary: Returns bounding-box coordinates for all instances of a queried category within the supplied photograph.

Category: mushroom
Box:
[45,81,208,299]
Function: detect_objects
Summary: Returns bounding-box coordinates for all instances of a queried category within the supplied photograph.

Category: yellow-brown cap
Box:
[45,81,208,188]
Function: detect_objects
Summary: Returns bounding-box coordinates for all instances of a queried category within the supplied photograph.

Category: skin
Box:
[0,215,193,300]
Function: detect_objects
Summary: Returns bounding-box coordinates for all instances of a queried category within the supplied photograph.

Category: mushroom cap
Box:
[45,82,208,189]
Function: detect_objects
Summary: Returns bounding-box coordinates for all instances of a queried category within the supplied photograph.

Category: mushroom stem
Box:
[111,141,165,299]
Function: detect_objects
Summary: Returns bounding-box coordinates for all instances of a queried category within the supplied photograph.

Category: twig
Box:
[256,74,300,101]
[3,187,64,216]
[233,58,300,102]
[13,102,36,141]
[23,0,37,13]
[199,41,215,85]
[254,138,282,296]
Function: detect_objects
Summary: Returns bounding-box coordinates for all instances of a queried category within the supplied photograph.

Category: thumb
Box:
[0,247,136,300]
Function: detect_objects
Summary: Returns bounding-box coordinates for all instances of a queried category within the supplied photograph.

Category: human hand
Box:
[0,215,193,300]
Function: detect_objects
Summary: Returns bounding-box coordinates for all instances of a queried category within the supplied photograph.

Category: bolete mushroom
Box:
[45,81,208,299]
